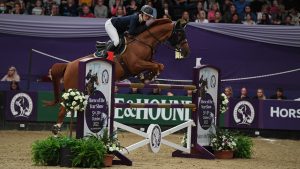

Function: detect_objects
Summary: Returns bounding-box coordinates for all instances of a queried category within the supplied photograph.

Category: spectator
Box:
[224,86,233,99]
[240,5,257,22]
[250,0,267,14]
[0,1,9,14]
[195,10,208,23]
[231,12,241,23]
[167,91,174,96]
[44,0,56,15]
[272,14,282,25]
[242,13,256,25]
[257,4,271,24]
[270,88,287,100]
[80,5,95,17]
[221,0,233,14]
[234,0,248,15]
[281,15,293,25]
[60,0,78,16]
[146,0,157,18]
[126,0,138,16]
[270,0,280,19]
[178,11,189,26]
[196,1,206,13]
[186,90,193,97]
[224,4,237,23]
[115,5,125,17]
[111,0,125,17]
[11,3,24,14]
[128,87,142,94]
[207,2,219,22]
[253,88,266,100]
[1,66,20,82]
[289,8,300,26]
[258,13,271,24]
[210,10,223,23]
[198,0,208,12]
[10,80,20,91]
[162,2,173,20]
[50,3,60,16]
[94,0,108,18]
[237,87,250,99]
[31,0,44,15]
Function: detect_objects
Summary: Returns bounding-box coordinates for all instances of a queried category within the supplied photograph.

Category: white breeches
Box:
[105,19,119,47]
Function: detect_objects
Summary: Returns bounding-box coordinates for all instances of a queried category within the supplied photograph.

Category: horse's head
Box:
[168,21,190,58]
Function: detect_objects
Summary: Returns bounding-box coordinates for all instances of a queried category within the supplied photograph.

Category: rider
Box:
[98,5,155,57]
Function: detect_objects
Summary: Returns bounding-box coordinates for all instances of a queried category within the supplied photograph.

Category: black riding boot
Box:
[96,41,116,58]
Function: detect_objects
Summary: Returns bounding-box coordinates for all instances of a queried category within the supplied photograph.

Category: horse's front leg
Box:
[134,60,163,74]
[52,106,67,135]
[151,60,164,72]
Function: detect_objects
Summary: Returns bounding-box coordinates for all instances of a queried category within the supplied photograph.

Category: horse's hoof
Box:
[52,125,61,135]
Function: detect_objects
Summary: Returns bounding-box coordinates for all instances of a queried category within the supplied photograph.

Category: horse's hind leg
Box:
[52,106,67,135]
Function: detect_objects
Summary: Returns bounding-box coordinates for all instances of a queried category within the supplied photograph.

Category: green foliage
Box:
[72,135,106,168]
[31,136,60,165]
[234,135,253,158]
[210,129,237,151]
[100,128,123,154]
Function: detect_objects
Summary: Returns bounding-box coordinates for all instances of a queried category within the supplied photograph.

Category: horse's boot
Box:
[51,124,61,135]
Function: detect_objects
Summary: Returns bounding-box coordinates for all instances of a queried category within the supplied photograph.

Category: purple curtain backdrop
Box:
[0,15,299,99]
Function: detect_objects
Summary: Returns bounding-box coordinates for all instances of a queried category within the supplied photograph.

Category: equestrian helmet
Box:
[140,5,154,18]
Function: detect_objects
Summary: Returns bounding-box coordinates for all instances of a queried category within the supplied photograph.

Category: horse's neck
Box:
[138,22,173,46]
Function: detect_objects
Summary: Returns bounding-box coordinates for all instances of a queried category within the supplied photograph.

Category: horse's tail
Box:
[43,63,67,107]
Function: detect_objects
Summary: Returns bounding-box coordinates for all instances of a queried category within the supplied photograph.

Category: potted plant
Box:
[72,135,106,168]
[234,135,253,158]
[32,136,61,166]
[210,129,237,159]
[58,136,77,167]
[100,128,123,167]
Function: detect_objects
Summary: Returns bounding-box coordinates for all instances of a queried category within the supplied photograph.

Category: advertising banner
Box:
[5,91,37,122]
[261,100,300,130]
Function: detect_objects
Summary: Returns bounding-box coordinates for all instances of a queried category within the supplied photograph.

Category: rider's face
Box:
[142,14,151,21]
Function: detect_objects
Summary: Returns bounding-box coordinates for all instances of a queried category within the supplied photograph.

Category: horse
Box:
[45,18,190,134]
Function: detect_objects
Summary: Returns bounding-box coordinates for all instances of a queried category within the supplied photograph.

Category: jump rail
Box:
[115,83,197,90]
[114,103,196,109]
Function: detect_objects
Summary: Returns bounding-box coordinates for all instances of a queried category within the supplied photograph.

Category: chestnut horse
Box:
[46,19,190,134]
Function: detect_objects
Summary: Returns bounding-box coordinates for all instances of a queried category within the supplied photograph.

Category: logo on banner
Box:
[10,93,33,118]
[233,101,255,125]
[85,90,108,133]
[102,69,109,84]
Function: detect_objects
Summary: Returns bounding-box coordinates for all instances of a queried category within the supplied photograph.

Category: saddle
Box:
[94,37,127,57]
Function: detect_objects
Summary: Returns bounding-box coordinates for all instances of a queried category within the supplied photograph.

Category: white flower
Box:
[74,105,80,111]
[60,102,65,107]
[83,100,88,105]
[72,101,77,106]
[224,99,229,104]
[74,96,79,100]
[68,89,72,92]
[63,93,69,99]
[70,91,75,96]
[221,93,226,97]
[70,106,74,110]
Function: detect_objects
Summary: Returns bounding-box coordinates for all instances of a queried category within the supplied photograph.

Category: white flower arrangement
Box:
[220,93,229,113]
[61,88,87,112]
[210,129,237,151]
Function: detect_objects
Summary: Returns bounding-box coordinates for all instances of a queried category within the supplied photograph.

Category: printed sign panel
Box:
[78,59,113,138]
[228,99,259,129]
[196,66,219,146]
[261,100,300,130]
[5,91,37,122]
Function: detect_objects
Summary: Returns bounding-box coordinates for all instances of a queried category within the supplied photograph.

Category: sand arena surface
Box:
[0,130,300,169]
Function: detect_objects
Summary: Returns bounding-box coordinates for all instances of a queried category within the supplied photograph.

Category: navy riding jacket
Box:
[111,14,147,36]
